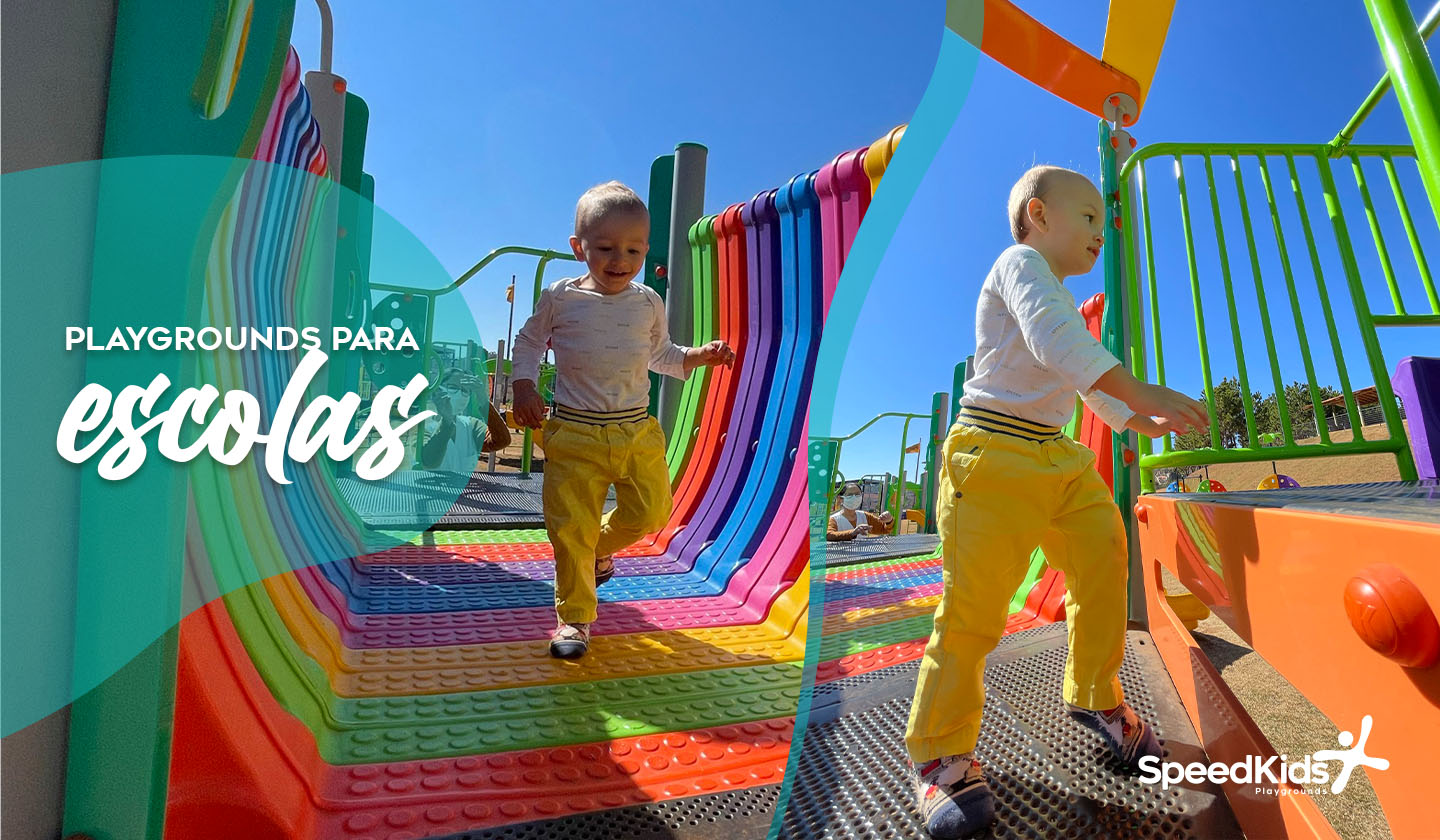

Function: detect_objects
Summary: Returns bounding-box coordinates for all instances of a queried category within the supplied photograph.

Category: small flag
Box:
[904,443,921,454]
[505,284,515,303]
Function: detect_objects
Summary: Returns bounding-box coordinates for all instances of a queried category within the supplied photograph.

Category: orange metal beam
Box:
[973,0,1144,125]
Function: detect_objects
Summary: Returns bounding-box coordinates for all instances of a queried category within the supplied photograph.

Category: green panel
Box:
[63,2,298,839]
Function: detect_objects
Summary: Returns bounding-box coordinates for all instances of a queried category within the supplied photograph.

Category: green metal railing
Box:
[371,244,580,475]
[813,410,933,528]
[1116,143,1428,486]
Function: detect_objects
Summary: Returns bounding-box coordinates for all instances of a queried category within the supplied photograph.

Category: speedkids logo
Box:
[1138,715,1389,796]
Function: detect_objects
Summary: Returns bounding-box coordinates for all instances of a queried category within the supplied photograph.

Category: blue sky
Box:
[290,0,941,349]
[833,0,1439,481]
[291,2,1439,482]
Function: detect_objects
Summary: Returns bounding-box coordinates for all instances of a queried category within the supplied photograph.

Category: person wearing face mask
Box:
[420,368,512,474]
[826,482,893,541]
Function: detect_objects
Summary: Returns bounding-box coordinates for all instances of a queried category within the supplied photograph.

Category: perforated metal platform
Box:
[337,470,616,529]
[1162,479,1440,524]
[431,782,780,839]
[820,534,940,566]
[782,623,1242,839]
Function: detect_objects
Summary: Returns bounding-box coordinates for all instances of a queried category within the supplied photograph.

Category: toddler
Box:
[511,181,733,659]
[907,165,1208,838]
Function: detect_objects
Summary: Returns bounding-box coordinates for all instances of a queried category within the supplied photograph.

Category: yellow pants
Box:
[905,409,1128,763]
[542,411,672,624]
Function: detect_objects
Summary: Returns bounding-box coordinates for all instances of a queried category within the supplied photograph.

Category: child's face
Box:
[1025,175,1105,278]
[570,212,650,294]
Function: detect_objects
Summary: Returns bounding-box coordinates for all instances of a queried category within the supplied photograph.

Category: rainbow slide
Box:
[154,42,905,840]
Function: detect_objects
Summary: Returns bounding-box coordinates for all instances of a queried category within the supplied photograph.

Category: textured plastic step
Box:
[218,587,807,762]
[821,570,939,602]
[383,529,550,548]
[819,594,939,638]
[315,720,794,835]
[814,590,1067,686]
[816,614,933,661]
[818,533,940,566]
[781,625,1242,839]
[314,557,728,613]
[289,567,785,648]
[351,553,690,585]
[814,569,1069,673]
[357,539,654,566]
[824,552,940,582]
[325,665,804,764]
[815,639,928,685]
[822,582,941,618]
[255,575,807,697]
[172,601,803,837]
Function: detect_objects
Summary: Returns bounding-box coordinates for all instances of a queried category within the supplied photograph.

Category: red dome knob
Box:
[1343,564,1440,668]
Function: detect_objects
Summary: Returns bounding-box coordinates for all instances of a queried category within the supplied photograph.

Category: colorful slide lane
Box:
[164,39,908,837]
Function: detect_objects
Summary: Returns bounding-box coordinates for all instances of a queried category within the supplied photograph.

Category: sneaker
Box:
[912,753,995,839]
[1067,700,1163,768]
[595,555,615,585]
[549,622,591,659]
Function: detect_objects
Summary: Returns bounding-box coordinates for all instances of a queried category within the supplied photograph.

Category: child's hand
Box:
[1126,415,1170,438]
[692,340,735,369]
[512,381,546,429]
[1133,384,1208,434]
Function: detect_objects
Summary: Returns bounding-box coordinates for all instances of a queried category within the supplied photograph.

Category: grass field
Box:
[1168,421,1413,491]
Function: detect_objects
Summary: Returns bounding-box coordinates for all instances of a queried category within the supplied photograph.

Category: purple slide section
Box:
[1394,356,1439,480]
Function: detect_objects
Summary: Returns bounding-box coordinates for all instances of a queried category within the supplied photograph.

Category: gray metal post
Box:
[658,142,707,433]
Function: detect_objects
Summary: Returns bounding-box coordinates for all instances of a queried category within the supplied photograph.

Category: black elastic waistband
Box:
[957,405,1064,442]
[553,404,650,426]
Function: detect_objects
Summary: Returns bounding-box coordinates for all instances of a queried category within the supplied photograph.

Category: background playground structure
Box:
[0,2,931,840]
[792,2,1439,839]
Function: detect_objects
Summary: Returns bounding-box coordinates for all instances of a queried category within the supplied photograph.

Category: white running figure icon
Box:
[1311,715,1390,794]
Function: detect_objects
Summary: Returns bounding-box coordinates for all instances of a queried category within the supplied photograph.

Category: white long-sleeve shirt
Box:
[961,245,1135,431]
[511,277,690,413]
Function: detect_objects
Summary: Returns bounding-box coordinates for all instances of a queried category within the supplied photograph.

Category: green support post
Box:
[1099,118,1148,626]
[925,392,947,534]
[950,356,972,424]
[645,155,675,417]
[1363,0,1440,220]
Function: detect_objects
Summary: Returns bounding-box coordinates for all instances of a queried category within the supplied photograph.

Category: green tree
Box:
[1171,378,1342,451]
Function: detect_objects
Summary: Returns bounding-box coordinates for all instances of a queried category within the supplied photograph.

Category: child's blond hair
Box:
[574,181,648,237]
[1008,165,1092,243]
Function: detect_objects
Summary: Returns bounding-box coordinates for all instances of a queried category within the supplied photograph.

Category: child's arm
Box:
[511,289,555,428]
[995,251,1207,435]
[642,291,714,380]
[1091,366,1208,435]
